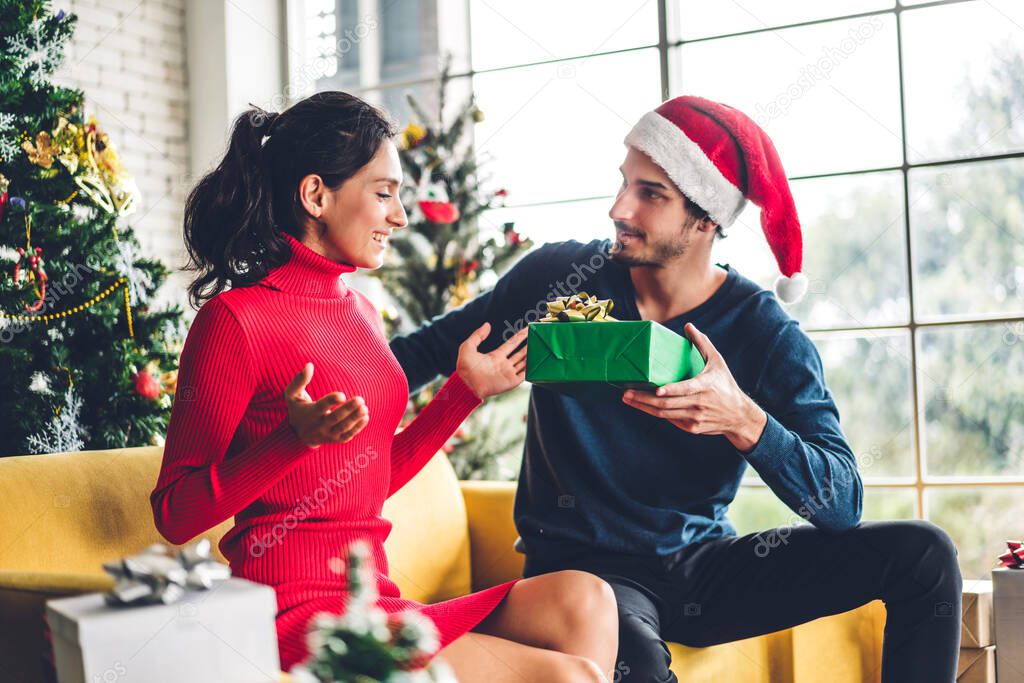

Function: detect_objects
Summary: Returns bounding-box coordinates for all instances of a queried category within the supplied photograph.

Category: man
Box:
[390,96,961,682]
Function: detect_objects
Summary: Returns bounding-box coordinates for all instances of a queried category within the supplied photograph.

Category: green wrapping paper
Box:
[526,319,706,401]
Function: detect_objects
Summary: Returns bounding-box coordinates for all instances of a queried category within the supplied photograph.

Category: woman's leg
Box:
[470,570,619,678]
[440,632,606,683]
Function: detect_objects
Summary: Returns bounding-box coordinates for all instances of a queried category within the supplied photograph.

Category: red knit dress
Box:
[151,232,519,671]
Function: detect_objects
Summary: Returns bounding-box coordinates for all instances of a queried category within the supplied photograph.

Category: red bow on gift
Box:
[997,540,1024,568]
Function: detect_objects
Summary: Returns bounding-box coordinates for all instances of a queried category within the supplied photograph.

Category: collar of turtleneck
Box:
[260,232,358,299]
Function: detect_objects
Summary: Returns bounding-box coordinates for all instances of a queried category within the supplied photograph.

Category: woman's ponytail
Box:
[182,106,286,308]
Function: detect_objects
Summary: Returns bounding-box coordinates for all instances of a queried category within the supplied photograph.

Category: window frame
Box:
[288,0,1024,520]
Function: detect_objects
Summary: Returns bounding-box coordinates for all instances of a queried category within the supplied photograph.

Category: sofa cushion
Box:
[0,446,471,606]
[0,446,232,574]
[668,630,793,682]
[459,481,526,592]
[382,452,472,603]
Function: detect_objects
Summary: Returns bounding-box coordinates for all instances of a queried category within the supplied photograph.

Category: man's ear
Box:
[697,216,718,234]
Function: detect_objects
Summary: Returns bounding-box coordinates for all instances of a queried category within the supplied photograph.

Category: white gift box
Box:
[994,567,1024,683]
[47,577,280,683]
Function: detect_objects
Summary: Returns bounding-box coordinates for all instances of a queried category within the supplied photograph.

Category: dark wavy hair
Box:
[182,91,397,308]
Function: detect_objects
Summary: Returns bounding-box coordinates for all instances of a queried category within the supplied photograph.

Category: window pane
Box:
[810,331,916,478]
[363,76,473,135]
[863,487,916,520]
[472,49,661,206]
[311,0,469,92]
[672,14,902,177]
[469,0,657,71]
[910,158,1024,320]
[902,1,1024,162]
[729,486,915,536]
[918,323,1024,477]
[673,0,894,41]
[729,486,796,533]
[713,171,909,327]
[480,197,615,246]
[927,487,1024,580]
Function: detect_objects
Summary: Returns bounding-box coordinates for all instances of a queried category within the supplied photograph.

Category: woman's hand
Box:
[284,362,369,448]
[455,322,530,400]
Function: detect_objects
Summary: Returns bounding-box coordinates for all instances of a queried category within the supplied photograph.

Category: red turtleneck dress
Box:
[151,233,519,671]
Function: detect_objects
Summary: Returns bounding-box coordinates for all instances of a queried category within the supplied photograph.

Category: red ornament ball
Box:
[134,369,161,400]
[419,200,460,224]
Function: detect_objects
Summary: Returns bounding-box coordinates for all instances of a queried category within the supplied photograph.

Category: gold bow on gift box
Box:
[539,292,618,322]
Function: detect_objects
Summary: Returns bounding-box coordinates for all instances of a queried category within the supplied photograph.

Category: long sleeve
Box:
[390,247,545,394]
[150,298,311,545]
[742,320,863,532]
[388,371,482,496]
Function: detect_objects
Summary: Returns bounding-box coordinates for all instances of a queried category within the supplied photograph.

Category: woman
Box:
[150,91,617,681]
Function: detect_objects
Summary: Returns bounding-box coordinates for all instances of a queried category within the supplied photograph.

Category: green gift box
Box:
[526,320,706,401]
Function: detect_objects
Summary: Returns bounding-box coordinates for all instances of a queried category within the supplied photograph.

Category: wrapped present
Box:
[961,579,994,648]
[46,541,278,683]
[994,544,1024,683]
[526,293,705,401]
[957,646,995,683]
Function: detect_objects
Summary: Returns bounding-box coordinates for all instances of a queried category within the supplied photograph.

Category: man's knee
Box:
[877,520,962,596]
[893,521,958,567]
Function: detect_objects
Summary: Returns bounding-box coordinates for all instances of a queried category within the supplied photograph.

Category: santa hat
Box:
[624,95,808,304]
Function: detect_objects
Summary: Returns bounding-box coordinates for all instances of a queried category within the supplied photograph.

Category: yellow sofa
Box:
[0,446,886,682]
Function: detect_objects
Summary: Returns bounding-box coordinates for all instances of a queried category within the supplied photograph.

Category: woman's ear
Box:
[298,174,326,218]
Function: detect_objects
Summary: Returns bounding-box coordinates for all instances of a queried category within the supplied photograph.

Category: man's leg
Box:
[602,576,677,683]
[524,551,677,682]
[661,520,962,683]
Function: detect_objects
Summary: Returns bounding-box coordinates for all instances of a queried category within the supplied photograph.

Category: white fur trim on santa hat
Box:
[774,272,808,304]
[624,110,747,228]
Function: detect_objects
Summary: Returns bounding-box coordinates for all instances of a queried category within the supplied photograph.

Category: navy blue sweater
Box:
[389,239,862,558]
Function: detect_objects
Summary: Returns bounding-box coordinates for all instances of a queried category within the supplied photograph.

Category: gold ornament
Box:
[399,122,427,150]
[449,276,471,309]
[22,131,58,169]
[61,117,139,216]
[159,368,178,396]
[51,116,83,174]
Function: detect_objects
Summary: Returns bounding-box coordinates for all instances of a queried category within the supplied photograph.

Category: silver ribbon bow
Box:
[103,539,232,606]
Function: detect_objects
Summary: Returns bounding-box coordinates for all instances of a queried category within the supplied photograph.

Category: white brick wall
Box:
[53,0,193,314]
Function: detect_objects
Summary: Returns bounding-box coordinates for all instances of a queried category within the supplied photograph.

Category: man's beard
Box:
[610,221,693,268]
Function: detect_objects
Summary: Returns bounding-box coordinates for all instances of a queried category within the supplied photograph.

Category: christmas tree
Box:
[0,1,184,457]
[376,59,529,328]
[373,58,533,480]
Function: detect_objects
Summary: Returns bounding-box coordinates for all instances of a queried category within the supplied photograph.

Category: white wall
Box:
[187,0,289,179]
[53,0,192,312]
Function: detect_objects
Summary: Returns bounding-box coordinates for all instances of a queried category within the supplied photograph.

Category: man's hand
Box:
[284,362,369,448]
[622,322,768,452]
[455,322,530,400]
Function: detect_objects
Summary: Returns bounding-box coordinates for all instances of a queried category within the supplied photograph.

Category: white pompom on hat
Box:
[624,95,807,304]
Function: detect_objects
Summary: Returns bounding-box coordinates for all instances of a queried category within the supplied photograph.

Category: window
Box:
[290,0,1024,579]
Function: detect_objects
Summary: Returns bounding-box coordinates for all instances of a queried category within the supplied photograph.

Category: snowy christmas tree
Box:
[0,1,185,456]
[291,542,457,683]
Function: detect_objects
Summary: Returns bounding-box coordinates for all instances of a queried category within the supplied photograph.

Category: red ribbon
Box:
[997,540,1024,568]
